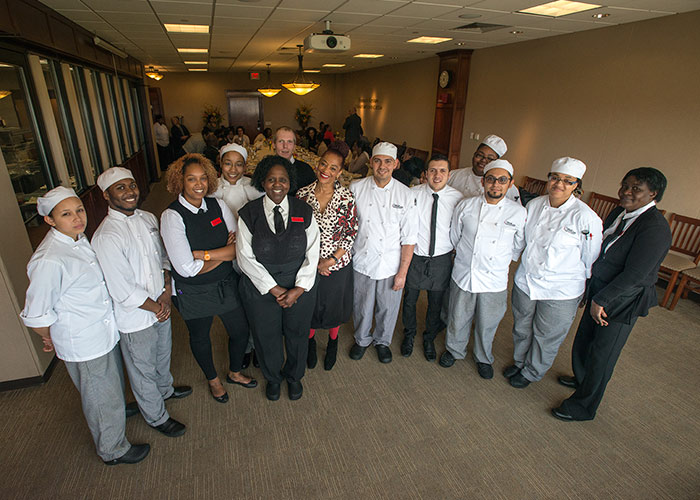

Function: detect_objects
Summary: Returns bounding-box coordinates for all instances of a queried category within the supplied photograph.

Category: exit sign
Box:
[250,72,260,80]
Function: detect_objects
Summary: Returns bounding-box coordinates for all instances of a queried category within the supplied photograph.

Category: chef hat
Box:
[480,134,507,158]
[37,186,79,216]
[483,159,513,177]
[371,142,397,159]
[550,157,586,179]
[219,143,248,163]
[96,167,135,192]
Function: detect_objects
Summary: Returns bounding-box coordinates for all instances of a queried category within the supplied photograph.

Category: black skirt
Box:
[311,262,353,330]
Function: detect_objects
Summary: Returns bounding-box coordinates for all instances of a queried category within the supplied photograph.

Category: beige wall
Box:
[460,10,700,218]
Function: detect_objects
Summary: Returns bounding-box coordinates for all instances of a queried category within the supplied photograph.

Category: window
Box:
[69,65,104,175]
[105,73,128,159]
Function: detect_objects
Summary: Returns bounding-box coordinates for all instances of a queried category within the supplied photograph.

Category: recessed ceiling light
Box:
[184,61,207,65]
[188,68,207,72]
[518,1,601,18]
[407,36,452,44]
[592,12,610,18]
[178,48,208,53]
[304,69,321,73]
[510,30,523,34]
[353,54,384,59]
[455,42,465,46]
[322,63,345,68]
[164,24,209,33]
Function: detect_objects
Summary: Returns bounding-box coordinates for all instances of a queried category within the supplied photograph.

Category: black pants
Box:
[560,302,636,420]
[401,287,446,341]
[183,306,249,380]
[157,144,171,171]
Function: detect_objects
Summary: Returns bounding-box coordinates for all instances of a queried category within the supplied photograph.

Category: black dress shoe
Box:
[401,336,414,357]
[423,340,436,361]
[104,444,150,466]
[241,351,252,369]
[288,380,303,401]
[375,344,392,364]
[349,343,367,360]
[209,386,229,404]
[266,382,281,401]
[558,375,578,389]
[252,350,260,368]
[551,407,575,421]
[125,401,139,418]
[307,337,318,369]
[509,372,531,388]
[439,351,455,368]
[226,374,258,388]
[166,385,193,400]
[153,417,186,437]
[476,362,494,379]
[324,337,338,371]
[503,364,520,379]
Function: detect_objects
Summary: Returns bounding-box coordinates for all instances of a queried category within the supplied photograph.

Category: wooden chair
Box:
[522,176,548,196]
[587,192,620,221]
[668,265,700,310]
[659,213,700,308]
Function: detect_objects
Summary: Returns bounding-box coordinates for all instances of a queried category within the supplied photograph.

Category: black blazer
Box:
[589,206,671,323]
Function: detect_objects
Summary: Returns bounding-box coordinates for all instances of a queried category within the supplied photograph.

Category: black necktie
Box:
[197,208,204,215]
[429,193,439,257]
[602,216,625,251]
[273,206,285,234]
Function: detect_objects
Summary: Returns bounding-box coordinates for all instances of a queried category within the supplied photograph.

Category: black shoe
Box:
[551,406,575,421]
[104,444,150,466]
[241,351,252,369]
[307,337,318,369]
[324,337,338,371]
[153,418,186,437]
[423,339,436,361]
[252,350,260,368]
[439,351,455,368]
[476,363,494,379]
[266,382,281,401]
[209,384,229,404]
[401,336,414,357]
[349,343,367,360]
[288,380,303,401]
[225,374,258,388]
[125,401,139,418]
[509,372,531,388]
[558,375,578,389]
[503,364,520,379]
[375,344,392,364]
[165,385,193,400]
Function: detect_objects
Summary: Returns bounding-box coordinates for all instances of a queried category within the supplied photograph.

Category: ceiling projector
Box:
[304,21,350,52]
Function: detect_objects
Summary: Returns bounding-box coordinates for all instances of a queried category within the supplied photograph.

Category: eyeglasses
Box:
[474,151,498,162]
[548,174,578,186]
[484,175,512,185]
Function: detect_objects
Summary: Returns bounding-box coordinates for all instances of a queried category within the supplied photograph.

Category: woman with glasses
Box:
[504,157,603,389]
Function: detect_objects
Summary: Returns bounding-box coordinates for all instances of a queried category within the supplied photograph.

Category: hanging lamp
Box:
[145,66,164,81]
[257,64,281,97]
[282,46,319,96]
[0,90,11,100]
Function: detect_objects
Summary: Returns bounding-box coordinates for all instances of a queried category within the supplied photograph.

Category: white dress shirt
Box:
[411,183,463,257]
[20,229,119,362]
[603,200,656,253]
[154,122,169,147]
[161,195,236,280]
[450,195,527,293]
[237,195,321,295]
[514,195,603,300]
[92,208,171,333]
[350,176,418,280]
[213,176,264,220]
[448,168,521,204]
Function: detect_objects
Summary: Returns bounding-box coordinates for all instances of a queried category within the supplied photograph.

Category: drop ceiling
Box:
[38,0,700,74]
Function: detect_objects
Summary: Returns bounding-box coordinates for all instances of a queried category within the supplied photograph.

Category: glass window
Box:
[121,78,138,152]
[105,73,127,159]
[91,71,118,165]
[129,83,145,148]
[70,65,103,175]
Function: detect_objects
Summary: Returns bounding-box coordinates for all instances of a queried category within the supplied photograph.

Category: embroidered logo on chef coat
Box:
[562,226,577,235]
[211,217,222,227]
[392,204,404,209]
[503,220,516,227]
[291,217,304,223]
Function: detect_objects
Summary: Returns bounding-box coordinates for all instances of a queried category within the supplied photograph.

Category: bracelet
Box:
[204,250,211,261]
[330,254,339,263]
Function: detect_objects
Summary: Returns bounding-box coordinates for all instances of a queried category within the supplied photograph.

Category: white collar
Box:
[50,227,86,245]
[263,194,289,214]
[372,176,394,190]
[178,193,208,214]
[623,200,656,219]
[106,206,138,219]
[546,194,576,210]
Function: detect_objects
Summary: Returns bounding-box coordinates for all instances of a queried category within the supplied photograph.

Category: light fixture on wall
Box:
[282,46,320,96]
[0,90,11,99]
[257,64,281,97]
[145,66,164,81]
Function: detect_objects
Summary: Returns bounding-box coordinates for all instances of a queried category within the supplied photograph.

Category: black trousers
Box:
[183,306,249,380]
[157,144,171,171]
[402,287,446,341]
[401,253,451,341]
[560,301,636,420]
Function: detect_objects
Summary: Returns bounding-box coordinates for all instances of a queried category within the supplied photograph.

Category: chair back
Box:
[587,192,620,221]
[668,213,700,264]
[522,176,548,196]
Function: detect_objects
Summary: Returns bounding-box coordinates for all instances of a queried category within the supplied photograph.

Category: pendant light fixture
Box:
[257,64,281,98]
[282,45,320,96]
[145,66,164,81]
[0,90,11,100]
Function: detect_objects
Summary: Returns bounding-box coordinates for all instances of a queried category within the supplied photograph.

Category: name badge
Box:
[211,217,222,227]
[291,217,304,223]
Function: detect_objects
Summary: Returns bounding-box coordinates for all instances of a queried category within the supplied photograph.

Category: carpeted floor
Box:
[1,179,698,500]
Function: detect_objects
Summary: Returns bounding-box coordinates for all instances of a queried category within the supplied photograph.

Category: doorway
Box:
[147,86,164,122]
[226,91,263,142]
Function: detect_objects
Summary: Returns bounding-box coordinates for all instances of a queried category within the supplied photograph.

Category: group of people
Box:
[19,125,671,467]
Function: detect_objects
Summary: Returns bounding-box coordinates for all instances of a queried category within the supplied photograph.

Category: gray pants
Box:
[64,345,131,461]
[119,319,174,427]
[511,284,581,382]
[352,271,403,347]
[445,280,507,364]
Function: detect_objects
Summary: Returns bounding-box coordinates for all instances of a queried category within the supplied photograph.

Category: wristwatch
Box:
[204,250,211,261]
[330,254,339,263]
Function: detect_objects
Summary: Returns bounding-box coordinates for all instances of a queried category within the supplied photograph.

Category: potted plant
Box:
[294,104,313,130]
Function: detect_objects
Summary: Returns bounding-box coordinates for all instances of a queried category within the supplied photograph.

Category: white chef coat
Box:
[92,208,171,333]
[350,176,418,280]
[154,122,169,147]
[411,183,463,257]
[161,195,236,280]
[448,168,521,204]
[603,200,655,253]
[237,195,320,295]
[451,195,527,293]
[213,176,263,220]
[514,195,603,300]
[20,228,119,363]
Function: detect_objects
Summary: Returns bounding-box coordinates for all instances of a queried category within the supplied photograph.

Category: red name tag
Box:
[291,217,304,223]
[210,217,222,227]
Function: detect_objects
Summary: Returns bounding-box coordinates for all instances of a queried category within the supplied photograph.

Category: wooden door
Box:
[226,91,263,141]
[148,86,164,122]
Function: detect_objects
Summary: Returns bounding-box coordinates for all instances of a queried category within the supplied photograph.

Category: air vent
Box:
[452,23,510,33]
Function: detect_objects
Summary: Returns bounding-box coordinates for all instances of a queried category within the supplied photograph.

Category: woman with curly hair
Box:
[237,155,320,401]
[296,141,358,371]
[160,153,256,403]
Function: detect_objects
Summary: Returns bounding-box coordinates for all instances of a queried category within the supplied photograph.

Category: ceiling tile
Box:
[389,3,464,18]
[215,4,275,19]
[335,0,407,15]
[83,0,154,13]
[279,0,345,9]
[97,12,160,24]
[40,0,87,10]
[269,8,328,22]
[151,2,213,15]
[321,12,381,24]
